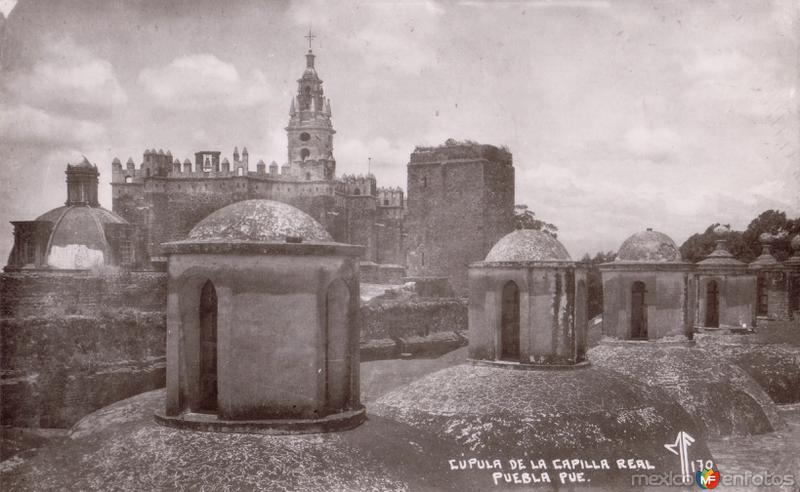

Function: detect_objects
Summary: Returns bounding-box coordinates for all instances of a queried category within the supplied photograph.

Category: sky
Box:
[0,0,798,261]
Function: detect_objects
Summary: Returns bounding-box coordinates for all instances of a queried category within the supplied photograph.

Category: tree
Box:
[679,224,752,263]
[582,250,616,319]
[514,204,558,237]
[742,210,800,262]
[678,210,800,264]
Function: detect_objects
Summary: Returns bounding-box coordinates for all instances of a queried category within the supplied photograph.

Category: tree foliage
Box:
[679,210,800,263]
[514,204,558,237]
[582,251,616,319]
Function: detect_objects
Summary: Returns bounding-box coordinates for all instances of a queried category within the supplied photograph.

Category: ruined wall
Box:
[361,297,467,342]
[359,262,405,284]
[0,271,167,428]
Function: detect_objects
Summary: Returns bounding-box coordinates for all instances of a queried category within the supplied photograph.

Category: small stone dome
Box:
[485,229,571,262]
[188,199,332,243]
[616,229,681,262]
[35,205,128,269]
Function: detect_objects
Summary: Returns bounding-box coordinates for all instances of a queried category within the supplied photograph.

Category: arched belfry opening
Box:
[705,280,720,328]
[500,280,520,361]
[198,280,218,412]
[630,281,648,339]
[325,279,350,412]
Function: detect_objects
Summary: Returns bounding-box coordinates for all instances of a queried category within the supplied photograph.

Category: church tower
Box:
[285,33,336,181]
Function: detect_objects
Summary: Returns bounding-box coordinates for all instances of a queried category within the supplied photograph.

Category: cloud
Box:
[4,37,127,115]
[683,50,749,78]
[0,0,16,17]
[622,126,681,162]
[289,0,443,74]
[0,103,107,146]
[336,136,413,185]
[138,54,270,110]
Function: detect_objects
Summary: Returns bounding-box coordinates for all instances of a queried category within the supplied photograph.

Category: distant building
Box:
[110,46,404,271]
[405,139,515,294]
[6,158,136,271]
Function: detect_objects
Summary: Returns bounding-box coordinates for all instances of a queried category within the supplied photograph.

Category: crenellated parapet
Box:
[376,186,404,208]
[337,174,377,196]
[111,146,303,184]
[410,138,513,166]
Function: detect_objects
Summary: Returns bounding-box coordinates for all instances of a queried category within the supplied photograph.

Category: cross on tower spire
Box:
[305,28,316,51]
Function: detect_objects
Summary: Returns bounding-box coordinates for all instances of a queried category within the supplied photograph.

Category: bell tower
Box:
[285,30,336,181]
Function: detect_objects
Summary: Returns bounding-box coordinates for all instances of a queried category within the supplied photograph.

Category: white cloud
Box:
[336,136,412,185]
[4,37,127,114]
[683,50,749,78]
[0,0,17,17]
[0,103,107,146]
[622,126,680,163]
[138,54,270,110]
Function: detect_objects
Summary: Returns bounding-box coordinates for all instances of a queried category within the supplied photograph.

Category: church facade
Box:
[111,46,405,270]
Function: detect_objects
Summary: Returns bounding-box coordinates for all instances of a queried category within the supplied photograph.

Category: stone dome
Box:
[616,229,682,262]
[188,199,332,243]
[35,205,128,269]
[484,229,571,262]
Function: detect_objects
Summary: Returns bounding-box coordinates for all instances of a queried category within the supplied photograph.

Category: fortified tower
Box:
[285,33,336,181]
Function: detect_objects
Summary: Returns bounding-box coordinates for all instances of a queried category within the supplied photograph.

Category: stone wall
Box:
[1,271,167,428]
[360,262,405,284]
[361,297,467,340]
[0,271,166,317]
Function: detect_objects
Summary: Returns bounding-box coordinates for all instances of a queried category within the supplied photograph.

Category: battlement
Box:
[376,186,404,207]
[111,147,301,184]
[409,138,512,166]
[337,174,377,196]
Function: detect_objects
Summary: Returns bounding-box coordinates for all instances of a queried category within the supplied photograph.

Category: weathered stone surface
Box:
[0,271,166,318]
[1,312,166,428]
[707,407,800,488]
[359,262,405,284]
[361,296,467,340]
[484,229,571,262]
[0,389,474,491]
[590,343,784,437]
[616,229,682,262]
[360,338,399,361]
[398,331,466,357]
[371,363,713,486]
[405,140,515,294]
[186,199,332,242]
[695,334,800,404]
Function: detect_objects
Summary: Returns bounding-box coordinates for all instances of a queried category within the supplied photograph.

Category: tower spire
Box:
[305,27,316,51]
